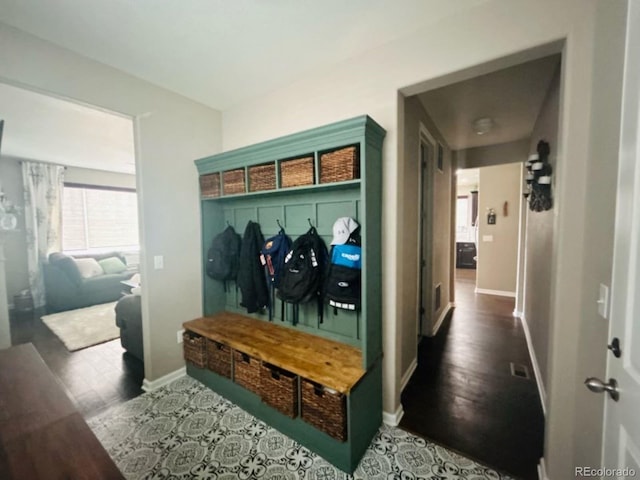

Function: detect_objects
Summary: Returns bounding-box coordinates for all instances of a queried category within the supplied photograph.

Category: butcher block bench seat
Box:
[183,311,365,393]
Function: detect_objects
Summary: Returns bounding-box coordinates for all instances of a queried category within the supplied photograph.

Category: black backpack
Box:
[324,233,362,311]
[278,227,328,311]
[206,225,242,284]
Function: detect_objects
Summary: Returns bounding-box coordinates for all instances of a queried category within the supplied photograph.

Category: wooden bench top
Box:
[184,312,365,393]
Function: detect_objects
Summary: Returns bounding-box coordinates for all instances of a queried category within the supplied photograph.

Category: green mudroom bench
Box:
[188,115,385,473]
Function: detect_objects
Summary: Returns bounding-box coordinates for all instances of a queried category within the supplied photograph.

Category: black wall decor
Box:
[524,140,553,212]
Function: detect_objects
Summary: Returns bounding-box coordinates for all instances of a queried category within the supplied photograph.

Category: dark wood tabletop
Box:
[0,343,123,479]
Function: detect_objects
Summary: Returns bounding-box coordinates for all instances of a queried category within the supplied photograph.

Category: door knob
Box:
[585,377,619,401]
[608,337,622,358]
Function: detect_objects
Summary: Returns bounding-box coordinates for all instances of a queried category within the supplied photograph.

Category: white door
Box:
[602,0,640,475]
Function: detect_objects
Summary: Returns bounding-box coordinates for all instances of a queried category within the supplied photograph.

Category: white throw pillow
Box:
[74,258,104,279]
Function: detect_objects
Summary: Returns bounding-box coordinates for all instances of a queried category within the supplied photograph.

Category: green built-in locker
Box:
[194,115,385,473]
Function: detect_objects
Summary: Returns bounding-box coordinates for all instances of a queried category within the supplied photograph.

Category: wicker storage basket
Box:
[183,331,207,368]
[319,146,359,184]
[280,156,314,188]
[222,168,246,195]
[233,350,262,396]
[200,173,221,198]
[249,163,276,192]
[206,340,232,379]
[301,379,347,441]
[260,363,298,418]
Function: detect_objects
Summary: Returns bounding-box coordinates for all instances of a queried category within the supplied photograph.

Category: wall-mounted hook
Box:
[308,218,314,228]
[276,219,283,230]
[226,220,230,226]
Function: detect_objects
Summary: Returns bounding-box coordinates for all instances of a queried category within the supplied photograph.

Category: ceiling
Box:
[418,55,560,150]
[0,0,487,110]
[0,82,135,174]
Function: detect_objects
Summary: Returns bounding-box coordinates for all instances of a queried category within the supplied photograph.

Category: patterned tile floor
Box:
[88,376,513,479]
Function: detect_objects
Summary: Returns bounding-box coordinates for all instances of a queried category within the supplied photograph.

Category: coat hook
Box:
[308,218,314,227]
[226,220,230,226]
[276,219,283,229]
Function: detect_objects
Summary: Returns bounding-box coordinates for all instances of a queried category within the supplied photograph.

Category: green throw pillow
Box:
[98,256,127,274]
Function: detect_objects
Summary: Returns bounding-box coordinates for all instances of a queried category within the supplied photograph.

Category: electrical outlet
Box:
[177,329,184,344]
[154,255,164,269]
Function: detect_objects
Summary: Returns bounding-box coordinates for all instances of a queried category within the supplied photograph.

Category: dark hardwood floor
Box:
[400,268,544,480]
[9,307,144,420]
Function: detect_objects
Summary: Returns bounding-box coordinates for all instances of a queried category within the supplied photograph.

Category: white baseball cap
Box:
[331,217,359,245]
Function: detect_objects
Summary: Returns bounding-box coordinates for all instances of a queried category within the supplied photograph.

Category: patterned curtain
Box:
[22,162,65,307]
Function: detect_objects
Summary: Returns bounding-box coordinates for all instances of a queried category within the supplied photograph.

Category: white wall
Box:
[523,67,560,402]
[221,1,620,477]
[476,163,521,295]
[0,23,223,381]
[0,156,29,304]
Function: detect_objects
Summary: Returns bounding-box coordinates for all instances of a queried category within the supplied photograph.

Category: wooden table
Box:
[184,312,366,393]
[0,344,123,479]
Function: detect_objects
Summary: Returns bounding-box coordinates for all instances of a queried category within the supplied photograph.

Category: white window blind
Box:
[62,185,139,252]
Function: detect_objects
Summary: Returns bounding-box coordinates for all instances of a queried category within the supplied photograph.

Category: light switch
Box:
[597,284,609,319]
[154,255,164,270]
[482,235,494,242]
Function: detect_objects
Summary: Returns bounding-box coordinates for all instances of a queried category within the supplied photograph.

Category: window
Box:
[62,184,139,253]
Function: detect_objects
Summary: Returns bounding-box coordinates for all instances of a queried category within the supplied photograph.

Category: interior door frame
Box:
[417,123,436,338]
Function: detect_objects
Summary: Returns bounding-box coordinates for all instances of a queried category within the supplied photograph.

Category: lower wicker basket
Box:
[183,331,207,368]
[301,379,347,441]
[206,339,232,379]
[261,363,298,418]
[233,350,262,396]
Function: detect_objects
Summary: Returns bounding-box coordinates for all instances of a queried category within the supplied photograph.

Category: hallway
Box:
[400,269,544,480]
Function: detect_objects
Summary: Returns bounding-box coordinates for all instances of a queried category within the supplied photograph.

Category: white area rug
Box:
[42,301,120,351]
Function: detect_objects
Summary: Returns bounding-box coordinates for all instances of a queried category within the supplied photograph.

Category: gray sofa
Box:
[44,252,136,312]
[115,294,143,361]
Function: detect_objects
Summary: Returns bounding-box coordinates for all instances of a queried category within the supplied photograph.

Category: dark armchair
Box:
[115,294,143,362]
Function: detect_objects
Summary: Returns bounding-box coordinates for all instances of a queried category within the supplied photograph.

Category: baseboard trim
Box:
[401,357,418,392]
[521,315,547,416]
[475,288,516,298]
[142,367,186,392]
[382,404,405,427]
[538,456,549,480]
[431,302,453,336]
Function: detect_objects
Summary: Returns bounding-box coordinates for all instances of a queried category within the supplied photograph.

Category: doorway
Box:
[0,81,144,419]
[399,53,561,480]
